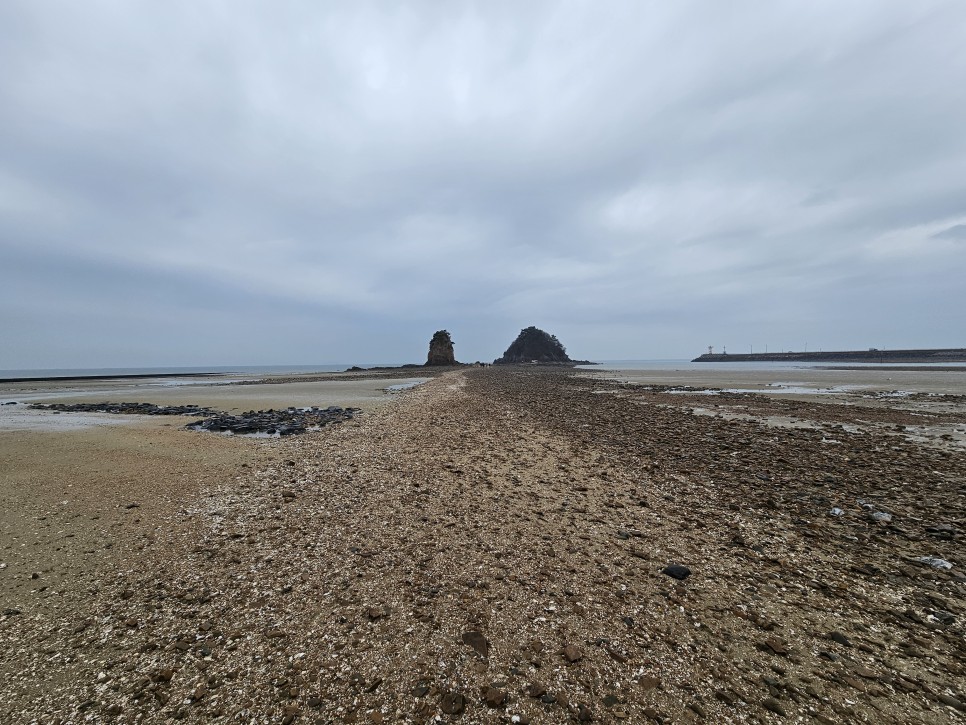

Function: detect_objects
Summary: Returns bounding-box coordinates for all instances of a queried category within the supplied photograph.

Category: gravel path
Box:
[1,368,963,723]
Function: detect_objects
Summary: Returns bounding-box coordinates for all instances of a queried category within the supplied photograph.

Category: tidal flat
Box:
[0,366,964,723]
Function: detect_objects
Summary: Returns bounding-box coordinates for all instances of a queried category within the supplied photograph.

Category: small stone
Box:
[937,693,966,712]
[440,692,465,715]
[828,631,852,647]
[916,556,953,570]
[485,688,506,707]
[602,694,620,707]
[638,676,660,691]
[563,644,583,663]
[688,702,707,717]
[577,704,593,721]
[411,685,429,698]
[527,683,546,698]
[762,697,786,716]
[763,638,787,656]
[462,630,490,658]
[661,564,691,580]
[925,523,957,539]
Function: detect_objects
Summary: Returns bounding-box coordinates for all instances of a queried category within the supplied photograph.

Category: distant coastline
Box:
[0,372,228,384]
[692,347,966,363]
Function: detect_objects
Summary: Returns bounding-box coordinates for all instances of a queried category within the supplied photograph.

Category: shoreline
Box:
[0,371,231,384]
[1,367,964,722]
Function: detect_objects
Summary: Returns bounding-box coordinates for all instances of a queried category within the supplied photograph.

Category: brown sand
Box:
[1,367,964,723]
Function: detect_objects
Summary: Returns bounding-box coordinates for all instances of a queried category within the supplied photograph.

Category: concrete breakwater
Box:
[693,347,966,363]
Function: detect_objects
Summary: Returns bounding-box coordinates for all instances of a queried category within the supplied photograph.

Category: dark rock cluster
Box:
[30,402,216,416]
[28,401,360,437]
[185,406,359,436]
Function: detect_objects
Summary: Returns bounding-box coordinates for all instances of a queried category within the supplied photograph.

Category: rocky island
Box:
[494,326,593,365]
[425,330,459,366]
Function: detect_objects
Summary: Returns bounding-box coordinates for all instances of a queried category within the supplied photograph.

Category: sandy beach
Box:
[1,366,964,723]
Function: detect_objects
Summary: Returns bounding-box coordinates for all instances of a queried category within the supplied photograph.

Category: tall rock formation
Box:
[425,330,458,366]
[494,326,573,364]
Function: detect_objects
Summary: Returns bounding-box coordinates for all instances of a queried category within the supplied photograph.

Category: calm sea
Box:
[4,359,964,381]
[0,364,403,380]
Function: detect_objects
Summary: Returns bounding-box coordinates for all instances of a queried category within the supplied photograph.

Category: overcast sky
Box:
[2,1,965,368]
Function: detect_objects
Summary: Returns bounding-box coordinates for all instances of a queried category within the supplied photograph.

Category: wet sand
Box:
[0,373,431,415]
[580,365,966,396]
[1,366,964,723]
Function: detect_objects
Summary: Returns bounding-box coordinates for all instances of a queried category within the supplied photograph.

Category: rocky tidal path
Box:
[2,368,964,723]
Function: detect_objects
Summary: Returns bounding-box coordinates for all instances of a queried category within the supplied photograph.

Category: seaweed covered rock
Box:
[494,326,573,364]
[426,330,458,366]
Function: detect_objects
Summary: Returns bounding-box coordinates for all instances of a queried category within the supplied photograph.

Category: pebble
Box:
[461,630,490,658]
[688,701,707,717]
[484,687,506,707]
[563,644,583,662]
[763,637,788,656]
[661,564,692,580]
[762,697,787,716]
[828,631,852,647]
[440,692,465,715]
[937,693,966,712]
[916,556,953,569]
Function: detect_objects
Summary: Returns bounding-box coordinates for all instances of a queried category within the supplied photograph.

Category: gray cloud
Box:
[2,1,965,368]
[933,224,966,241]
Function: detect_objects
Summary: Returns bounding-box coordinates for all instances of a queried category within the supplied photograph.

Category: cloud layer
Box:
[3,1,965,367]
